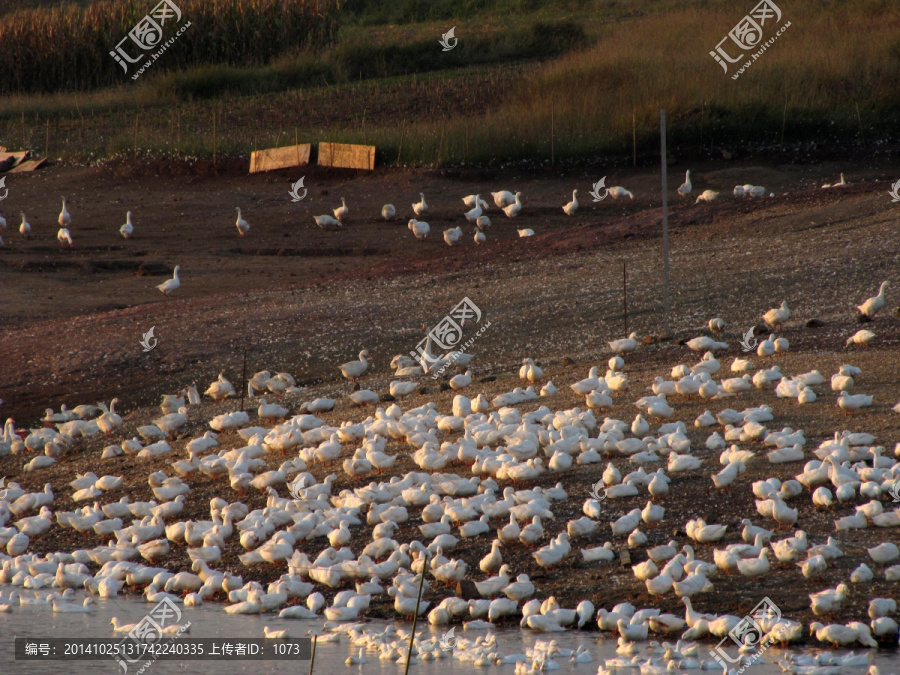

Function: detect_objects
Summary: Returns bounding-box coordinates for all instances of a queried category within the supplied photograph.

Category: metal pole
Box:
[307,634,317,675]
[623,262,628,334]
[403,555,428,675]
[660,109,670,335]
[239,349,248,412]
[550,101,555,167]
[632,109,636,167]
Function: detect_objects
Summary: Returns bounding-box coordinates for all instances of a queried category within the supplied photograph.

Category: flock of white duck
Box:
[1,282,899,673]
[2,172,824,302]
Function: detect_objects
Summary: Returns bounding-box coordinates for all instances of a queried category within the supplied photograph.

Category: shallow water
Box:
[3,595,898,675]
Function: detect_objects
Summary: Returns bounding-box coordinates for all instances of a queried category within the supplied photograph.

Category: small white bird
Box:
[503,192,523,218]
[563,190,578,215]
[235,208,250,236]
[491,190,516,208]
[517,228,534,237]
[846,330,875,348]
[695,190,719,203]
[313,214,341,230]
[412,192,428,217]
[608,186,633,200]
[57,227,73,247]
[677,170,692,197]
[333,198,349,222]
[857,281,889,318]
[443,226,463,246]
[157,265,181,296]
[408,219,430,240]
[762,301,790,330]
[58,197,71,227]
[19,212,31,239]
[120,211,134,238]
[837,391,873,414]
[464,195,483,223]
[381,204,396,221]
[474,225,486,245]
[449,370,472,390]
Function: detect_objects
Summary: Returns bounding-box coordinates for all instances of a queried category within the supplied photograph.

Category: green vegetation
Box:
[0,0,339,94]
[1,0,899,167]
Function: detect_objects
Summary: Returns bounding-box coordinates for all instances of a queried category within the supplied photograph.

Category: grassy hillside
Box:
[0,0,339,94]
[1,0,898,167]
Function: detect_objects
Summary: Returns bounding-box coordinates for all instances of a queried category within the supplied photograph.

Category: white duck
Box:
[408,219,430,240]
[58,197,71,227]
[677,170,692,197]
[381,204,396,220]
[340,350,370,382]
[235,207,250,236]
[464,196,483,223]
[491,190,516,208]
[412,193,428,217]
[57,227,73,247]
[857,281,889,318]
[19,212,31,238]
[609,333,640,354]
[333,198,349,222]
[562,190,578,215]
[762,301,790,330]
[845,330,875,347]
[837,391,872,413]
[120,211,134,238]
[502,192,522,218]
[313,215,341,230]
[608,186,634,200]
[443,226,463,246]
[157,265,181,296]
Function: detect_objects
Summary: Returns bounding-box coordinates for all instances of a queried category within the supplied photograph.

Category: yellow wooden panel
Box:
[249,143,311,173]
[317,142,375,170]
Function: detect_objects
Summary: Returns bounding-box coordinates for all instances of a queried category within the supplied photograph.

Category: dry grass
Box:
[0,0,338,94]
[1,1,899,166]
[375,1,900,165]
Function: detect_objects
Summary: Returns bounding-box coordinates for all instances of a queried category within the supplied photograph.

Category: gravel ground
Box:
[1,159,899,646]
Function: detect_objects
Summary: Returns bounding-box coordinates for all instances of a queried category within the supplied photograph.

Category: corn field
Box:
[0,0,340,94]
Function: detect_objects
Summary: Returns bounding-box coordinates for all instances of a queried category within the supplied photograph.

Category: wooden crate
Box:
[317,142,375,170]
[249,143,311,174]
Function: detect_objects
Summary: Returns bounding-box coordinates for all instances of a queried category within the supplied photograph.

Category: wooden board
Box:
[0,150,30,172]
[317,142,375,170]
[248,143,310,174]
[8,158,46,173]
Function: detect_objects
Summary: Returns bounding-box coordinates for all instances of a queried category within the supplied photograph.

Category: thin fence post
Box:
[780,100,787,147]
[239,349,248,412]
[660,109,671,336]
[623,262,628,334]
[855,103,865,147]
[700,101,704,148]
[403,558,428,675]
[465,122,469,165]
[550,101,555,166]
[307,635,317,675]
[45,118,50,159]
[21,112,25,149]
[396,121,405,166]
[212,108,218,171]
[632,109,636,167]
